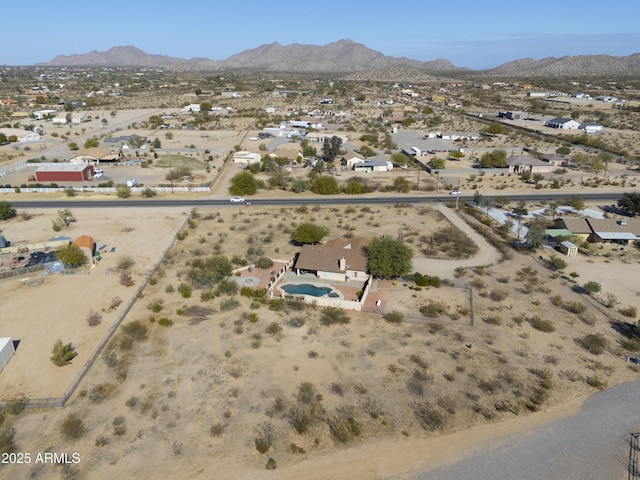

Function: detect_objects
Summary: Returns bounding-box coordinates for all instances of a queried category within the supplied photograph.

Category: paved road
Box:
[410,379,640,480]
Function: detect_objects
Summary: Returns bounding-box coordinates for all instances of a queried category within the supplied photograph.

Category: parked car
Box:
[126,178,137,187]
[449,189,462,195]
[93,172,103,178]
[230,196,245,202]
[94,168,103,174]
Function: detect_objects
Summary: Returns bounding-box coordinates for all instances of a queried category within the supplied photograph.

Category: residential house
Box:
[555,217,640,244]
[506,155,555,174]
[353,160,393,172]
[233,151,262,165]
[70,148,119,164]
[0,128,40,142]
[294,237,370,282]
[545,117,581,130]
[542,154,566,167]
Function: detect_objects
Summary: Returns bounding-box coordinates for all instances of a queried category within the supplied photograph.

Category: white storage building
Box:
[0,337,15,373]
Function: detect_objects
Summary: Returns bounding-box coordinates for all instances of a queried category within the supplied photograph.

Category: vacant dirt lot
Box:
[1,201,639,480]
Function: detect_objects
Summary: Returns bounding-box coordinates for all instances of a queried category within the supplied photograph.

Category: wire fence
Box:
[0,216,190,411]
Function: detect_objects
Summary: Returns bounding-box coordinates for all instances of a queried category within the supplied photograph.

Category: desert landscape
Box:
[1,49,640,480]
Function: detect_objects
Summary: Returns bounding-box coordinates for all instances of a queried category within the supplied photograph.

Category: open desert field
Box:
[1,200,639,480]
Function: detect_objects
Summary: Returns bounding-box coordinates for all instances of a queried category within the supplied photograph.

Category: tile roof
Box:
[295,237,369,274]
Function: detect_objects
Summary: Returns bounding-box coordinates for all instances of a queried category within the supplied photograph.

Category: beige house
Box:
[294,237,369,282]
[555,217,640,244]
[233,151,262,165]
[506,155,556,174]
[70,148,119,164]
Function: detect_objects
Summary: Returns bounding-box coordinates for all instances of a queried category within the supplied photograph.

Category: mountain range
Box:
[38,40,640,77]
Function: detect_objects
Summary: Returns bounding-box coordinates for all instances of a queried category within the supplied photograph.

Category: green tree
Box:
[582,281,602,294]
[291,179,309,193]
[485,122,506,135]
[83,137,99,149]
[50,339,77,366]
[229,171,258,195]
[525,217,548,249]
[393,176,411,193]
[390,152,412,168]
[367,236,413,278]
[187,256,233,288]
[618,192,640,216]
[55,244,88,268]
[311,175,340,194]
[0,201,16,220]
[292,223,329,244]
[151,137,162,148]
[480,149,507,168]
[300,139,317,157]
[556,146,572,155]
[512,200,528,217]
[449,150,465,160]
[430,157,446,170]
[566,196,585,211]
[68,142,79,151]
[56,209,75,228]
[322,136,343,161]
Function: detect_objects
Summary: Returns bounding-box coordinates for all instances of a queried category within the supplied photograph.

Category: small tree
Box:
[50,339,77,366]
[56,209,75,228]
[582,281,602,295]
[311,175,340,195]
[229,171,258,196]
[116,255,135,271]
[55,244,88,267]
[393,176,411,193]
[291,223,329,244]
[367,236,413,278]
[116,184,131,198]
[0,201,17,220]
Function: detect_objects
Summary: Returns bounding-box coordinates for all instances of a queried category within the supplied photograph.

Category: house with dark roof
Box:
[545,117,581,130]
[294,237,369,282]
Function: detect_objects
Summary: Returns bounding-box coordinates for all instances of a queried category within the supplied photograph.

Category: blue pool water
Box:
[281,283,340,298]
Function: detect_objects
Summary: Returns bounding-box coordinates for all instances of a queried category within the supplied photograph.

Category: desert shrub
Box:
[289,316,306,328]
[320,307,350,325]
[209,423,225,437]
[546,255,567,271]
[178,282,192,298]
[620,306,638,318]
[121,320,148,342]
[383,311,404,324]
[287,405,315,433]
[268,298,286,311]
[527,315,556,332]
[265,321,283,335]
[147,299,164,313]
[419,301,449,318]
[158,317,173,327]
[289,443,306,454]
[409,354,429,369]
[50,339,77,366]
[412,401,445,431]
[4,397,25,416]
[220,298,240,311]
[327,406,361,443]
[578,333,607,355]
[489,289,509,301]
[0,427,16,454]
[240,286,267,299]
[406,369,433,396]
[116,255,135,271]
[59,413,87,440]
[265,457,277,470]
[359,397,384,419]
[87,310,102,327]
[255,256,274,269]
[285,296,306,311]
[565,301,587,314]
[586,376,607,390]
[215,277,238,296]
[88,383,116,404]
[582,281,601,294]
[482,315,502,326]
[254,422,274,454]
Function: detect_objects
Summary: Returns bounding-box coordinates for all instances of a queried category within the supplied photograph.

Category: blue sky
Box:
[3,0,639,69]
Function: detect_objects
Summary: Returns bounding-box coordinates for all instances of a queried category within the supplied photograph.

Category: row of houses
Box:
[553,217,640,245]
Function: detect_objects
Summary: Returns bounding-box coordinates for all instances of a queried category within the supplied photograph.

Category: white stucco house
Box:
[0,128,40,142]
[545,117,581,130]
[580,123,603,134]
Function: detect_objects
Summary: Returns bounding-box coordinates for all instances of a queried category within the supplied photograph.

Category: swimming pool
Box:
[280,283,340,298]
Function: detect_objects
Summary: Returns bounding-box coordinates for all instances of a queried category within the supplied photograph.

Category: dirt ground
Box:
[1,201,639,480]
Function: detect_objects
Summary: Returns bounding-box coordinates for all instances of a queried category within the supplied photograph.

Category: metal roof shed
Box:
[0,337,16,373]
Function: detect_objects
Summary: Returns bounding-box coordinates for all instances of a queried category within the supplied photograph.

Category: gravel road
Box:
[410,379,640,480]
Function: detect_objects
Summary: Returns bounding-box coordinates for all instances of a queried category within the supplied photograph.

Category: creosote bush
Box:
[578,333,607,355]
[59,413,87,440]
